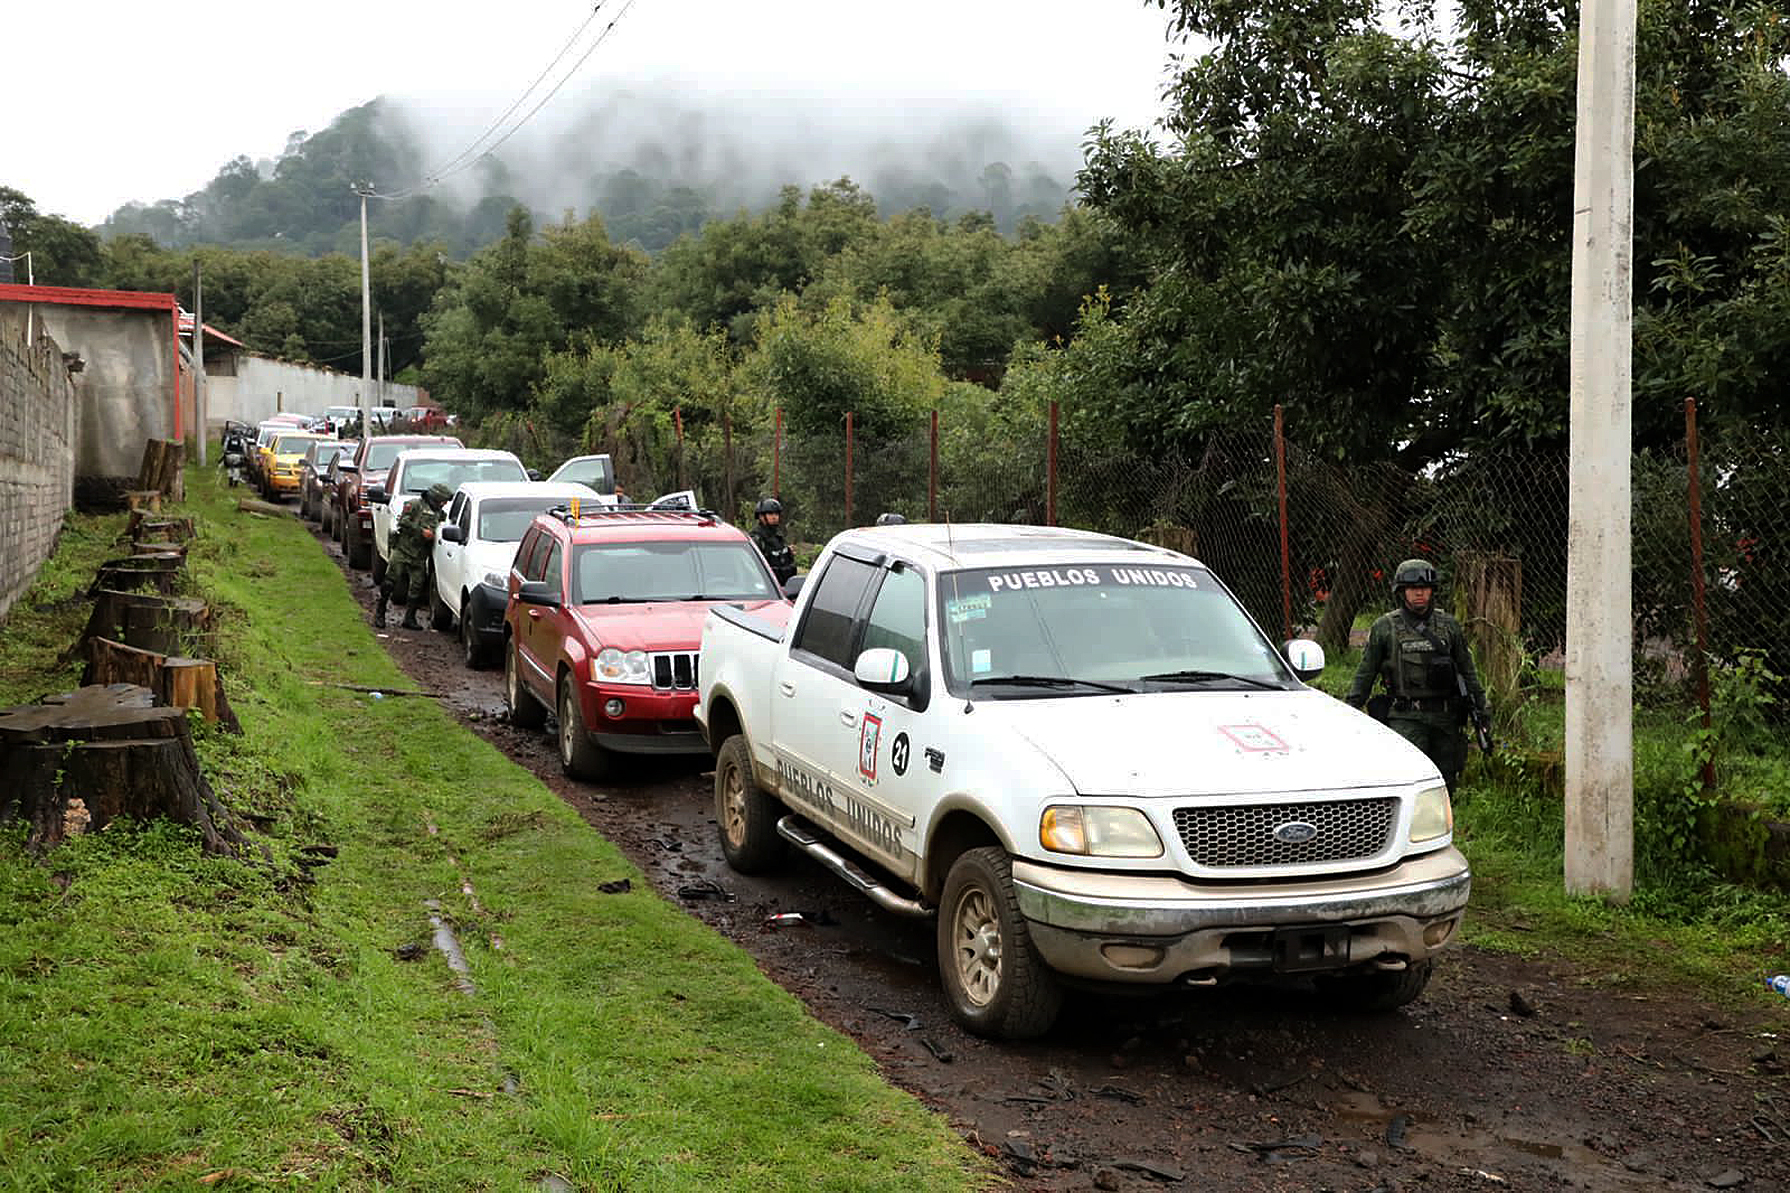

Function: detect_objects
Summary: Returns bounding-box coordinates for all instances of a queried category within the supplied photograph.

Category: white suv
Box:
[430,481,599,666]
[367,448,529,586]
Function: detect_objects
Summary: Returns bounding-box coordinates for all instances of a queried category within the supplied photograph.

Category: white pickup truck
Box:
[695,523,1470,1039]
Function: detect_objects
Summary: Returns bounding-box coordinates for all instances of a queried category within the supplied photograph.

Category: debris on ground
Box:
[920,1036,954,1063]
[1091,1083,1146,1104]
[674,879,733,902]
[867,1005,922,1030]
[765,912,806,927]
[1509,989,1539,1017]
[1386,1113,1415,1152]
[597,878,631,894]
[392,941,427,962]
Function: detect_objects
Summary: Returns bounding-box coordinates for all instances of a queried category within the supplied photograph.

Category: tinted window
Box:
[861,564,927,671]
[541,540,565,596]
[550,456,615,495]
[570,541,777,604]
[515,529,544,581]
[793,555,879,669]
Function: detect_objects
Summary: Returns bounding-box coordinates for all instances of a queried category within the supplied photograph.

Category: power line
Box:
[370,0,637,201]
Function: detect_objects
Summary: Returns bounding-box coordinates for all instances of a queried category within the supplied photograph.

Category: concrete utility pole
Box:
[377,310,386,412]
[355,183,374,440]
[193,260,207,465]
[1565,0,1637,899]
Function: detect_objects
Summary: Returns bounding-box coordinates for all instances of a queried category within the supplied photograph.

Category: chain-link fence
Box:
[508,398,1785,725]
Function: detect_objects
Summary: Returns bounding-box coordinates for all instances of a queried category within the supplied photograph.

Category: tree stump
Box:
[90,554,185,597]
[82,589,212,656]
[0,684,245,855]
[82,638,239,730]
[1453,551,1524,704]
[124,490,163,514]
[137,439,187,502]
[124,511,197,545]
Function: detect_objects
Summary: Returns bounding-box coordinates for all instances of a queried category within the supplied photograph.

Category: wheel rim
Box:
[559,685,576,764]
[721,760,747,847]
[950,884,1003,1008]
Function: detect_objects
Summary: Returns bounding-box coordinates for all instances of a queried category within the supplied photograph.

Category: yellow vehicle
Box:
[263,431,335,500]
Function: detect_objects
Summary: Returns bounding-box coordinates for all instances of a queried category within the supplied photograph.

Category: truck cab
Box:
[696,523,1470,1039]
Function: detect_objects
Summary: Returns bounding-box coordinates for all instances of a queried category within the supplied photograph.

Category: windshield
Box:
[274,434,321,454]
[397,458,526,493]
[308,441,346,464]
[478,497,569,543]
[550,456,615,495]
[572,541,776,603]
[938,563,1294,696]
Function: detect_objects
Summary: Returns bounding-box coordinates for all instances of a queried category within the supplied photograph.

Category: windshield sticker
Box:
[1219,723,1290,753]
[946,594,992,623]
[981,566,1199,593]
[971,648,993,674]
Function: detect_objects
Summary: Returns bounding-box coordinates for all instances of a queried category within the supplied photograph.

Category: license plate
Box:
[1271,925,1351,973]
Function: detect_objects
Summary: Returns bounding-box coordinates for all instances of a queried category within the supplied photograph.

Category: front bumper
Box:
[269,472,302,494]
[463,584,508,645]
[1013,846,1470,985]
[580,683,705,756]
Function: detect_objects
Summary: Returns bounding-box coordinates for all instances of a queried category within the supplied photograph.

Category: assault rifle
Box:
[1457,674,1494,755]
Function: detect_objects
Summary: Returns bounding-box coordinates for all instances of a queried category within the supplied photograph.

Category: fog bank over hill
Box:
[99,83,1096,256]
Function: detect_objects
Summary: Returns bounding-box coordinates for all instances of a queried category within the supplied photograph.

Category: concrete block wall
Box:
[0,317,78,623]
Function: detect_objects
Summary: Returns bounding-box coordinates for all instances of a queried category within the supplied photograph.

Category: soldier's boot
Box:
[372,593,388,629]
[400,605,421,631]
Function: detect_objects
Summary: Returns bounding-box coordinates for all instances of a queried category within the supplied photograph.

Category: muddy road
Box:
[312,522,1787,1191]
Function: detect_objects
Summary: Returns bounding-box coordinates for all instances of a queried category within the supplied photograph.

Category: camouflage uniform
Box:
[1344,560,1488,792]
[376,483,450,629]
[750,497,796,586]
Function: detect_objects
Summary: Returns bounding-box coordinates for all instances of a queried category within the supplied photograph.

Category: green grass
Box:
[1317,644,1790,1007]
[0,467,987,1191]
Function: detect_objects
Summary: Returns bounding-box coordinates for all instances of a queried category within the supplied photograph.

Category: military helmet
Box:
[755,496,783,518]
[1391,558,1439,596]
[874,512,907,526]
[425,483,453,509]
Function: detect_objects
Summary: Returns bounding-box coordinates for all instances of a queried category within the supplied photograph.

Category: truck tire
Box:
[715,735,785,873]
[1316,959,1434,1012]
[346,519,370,569]
[504,639,546,731]
[461,597,491,669]
[370,548,387,587]
[937,847,1062,1040]
[321,499,333,536]
[429,571,453,630]
[558,676,613,780]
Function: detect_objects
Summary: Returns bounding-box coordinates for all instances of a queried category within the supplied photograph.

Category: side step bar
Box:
[776,816,932,918]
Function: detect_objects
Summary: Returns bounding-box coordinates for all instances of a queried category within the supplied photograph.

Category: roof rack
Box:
[545,503,723,527]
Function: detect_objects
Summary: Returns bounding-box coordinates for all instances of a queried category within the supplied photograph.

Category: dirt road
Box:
[317,524,1786,1191]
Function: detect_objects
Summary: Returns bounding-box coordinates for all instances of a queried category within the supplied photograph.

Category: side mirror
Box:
[366,485,389,505]
[853,647,912,694]
[527,468,543,482]
[1284,639,1326,681]
[516,579,561,608]
[781,574,805,600]
[439,524,466,544]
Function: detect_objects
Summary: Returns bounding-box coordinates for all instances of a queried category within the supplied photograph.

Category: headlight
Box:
[1409,784,1453,843]
[1039,805,1164,858]
[593,647,651,684]
[481,571,507,589]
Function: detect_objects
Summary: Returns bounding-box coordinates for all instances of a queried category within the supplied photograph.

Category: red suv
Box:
[502,506,786,779]
[331,434,461,568]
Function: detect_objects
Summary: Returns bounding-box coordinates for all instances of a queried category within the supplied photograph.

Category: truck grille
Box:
[650,651,698,691]
[1171,797,1398,869]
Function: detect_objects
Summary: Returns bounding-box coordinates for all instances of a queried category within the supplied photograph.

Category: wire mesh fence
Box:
[543,398,1786,722]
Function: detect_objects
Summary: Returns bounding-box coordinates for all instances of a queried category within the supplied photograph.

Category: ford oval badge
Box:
[1273,821,1318,845]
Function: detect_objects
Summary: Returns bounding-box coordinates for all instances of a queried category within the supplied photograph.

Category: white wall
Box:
[208,354,423,426]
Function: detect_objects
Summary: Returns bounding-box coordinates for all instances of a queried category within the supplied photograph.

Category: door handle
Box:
[527,608,542,620]
[839,710,857,727]
[779,682,796,698]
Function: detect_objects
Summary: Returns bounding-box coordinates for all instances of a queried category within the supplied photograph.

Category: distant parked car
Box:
[262,431,335,501]
[301,439,356,520]
[331,434,463,569]
[431,481,601,667]
[400,405,451,431]
[546,453,619,501]
[319,446,359,540]
[366,448,529,586]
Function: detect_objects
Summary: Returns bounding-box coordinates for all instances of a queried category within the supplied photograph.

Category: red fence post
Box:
[1046,400,1058,526]
[723,411,734,521]
[1275,404,1292,641]
[929,408,939,523]
[844,411,855,527]
[674,405,685,492]
[1685,397,1715,793]
[773,405,782,500]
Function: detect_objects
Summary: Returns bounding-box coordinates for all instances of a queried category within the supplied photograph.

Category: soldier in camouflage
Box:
[375,483,451,630]
[1344,558,1489,793]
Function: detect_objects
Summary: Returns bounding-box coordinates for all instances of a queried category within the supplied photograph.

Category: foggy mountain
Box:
[97,88,1089,256]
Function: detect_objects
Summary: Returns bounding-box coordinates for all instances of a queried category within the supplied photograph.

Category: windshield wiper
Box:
[583,596,657,604]
[969,675,1135,694]
[1137,669,1283,690]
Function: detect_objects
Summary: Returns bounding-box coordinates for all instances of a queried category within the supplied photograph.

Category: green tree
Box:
[0,187,104,286]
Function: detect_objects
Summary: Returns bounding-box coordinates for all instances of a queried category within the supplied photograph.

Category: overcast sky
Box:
[12,0,1179,226]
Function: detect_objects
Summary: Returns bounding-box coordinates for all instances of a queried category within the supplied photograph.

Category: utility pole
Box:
[355,182,374,440]
[1565,0,1636,899]
[377,310,386,413]
[193,259,207,465]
